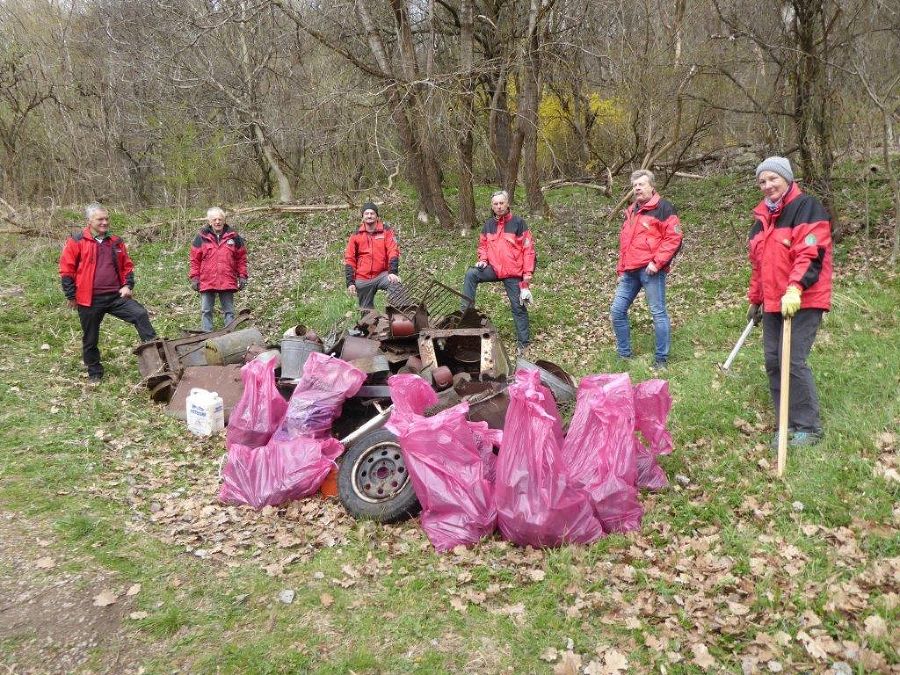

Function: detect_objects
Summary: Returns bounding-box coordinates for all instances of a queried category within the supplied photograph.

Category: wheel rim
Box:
[350,441,410,503]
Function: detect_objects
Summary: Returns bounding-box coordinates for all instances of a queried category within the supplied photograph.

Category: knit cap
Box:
[755,156,793,182]
[361,202,379,216]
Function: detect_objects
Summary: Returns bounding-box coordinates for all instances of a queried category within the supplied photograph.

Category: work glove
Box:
[781,285,802,317]
[238,277,247,291]
[747,303,763,326]
[475,260,488,269]
[190,278,200,292]
[520,288,533,305]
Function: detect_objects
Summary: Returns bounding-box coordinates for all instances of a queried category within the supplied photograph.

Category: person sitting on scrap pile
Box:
[189,207,248,332]
[344,202,401,310]
[610,169,683,370]
[462,190,536,358]
[747,156,832,447]
[59,203,158,384]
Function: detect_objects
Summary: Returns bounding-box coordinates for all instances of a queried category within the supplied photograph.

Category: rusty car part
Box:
[433,365,453,390]
[389,315,415,337]
[418,327,512,380]
[340,335,382,361]
[133,309,252,402]
[385,271,475,330]
[516,358,577,405]
[164,365,244,422]
[205,327,265,366]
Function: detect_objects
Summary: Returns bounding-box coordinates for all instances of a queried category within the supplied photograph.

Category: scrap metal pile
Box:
[132,275,576,519]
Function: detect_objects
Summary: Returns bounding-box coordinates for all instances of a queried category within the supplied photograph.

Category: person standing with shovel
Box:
[748,157,833,450]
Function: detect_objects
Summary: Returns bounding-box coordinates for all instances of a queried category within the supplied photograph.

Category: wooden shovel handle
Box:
[777,316,792,477]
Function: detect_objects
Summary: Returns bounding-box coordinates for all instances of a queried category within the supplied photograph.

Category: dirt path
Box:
[0,511,145,674]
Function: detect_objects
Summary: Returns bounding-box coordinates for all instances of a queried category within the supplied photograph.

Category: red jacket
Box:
[748,182,832,312]
[477,212,536,280]
[189,226,248,292]
[59,227,135,307]
[617,194,683,275]
[344,220,399,285]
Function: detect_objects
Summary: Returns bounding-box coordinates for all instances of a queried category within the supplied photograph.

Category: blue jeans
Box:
[200,291,235,332]
[610,268,670,363]
[462,265,529,345]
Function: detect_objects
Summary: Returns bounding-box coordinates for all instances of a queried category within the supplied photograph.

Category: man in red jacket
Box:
[59,203,157,383]
[344,202,401,309]
[462,190,536,354]
[189,207,248,331]
[610,170,683,369]
[748,156,832,447]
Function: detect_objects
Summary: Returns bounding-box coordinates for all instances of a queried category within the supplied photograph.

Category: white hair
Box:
[490,190,510,202]
[206,207,226,221]
[630,169,655,186]
[85,202,107,221]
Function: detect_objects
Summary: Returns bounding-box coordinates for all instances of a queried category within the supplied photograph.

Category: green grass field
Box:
[1,170,897,673]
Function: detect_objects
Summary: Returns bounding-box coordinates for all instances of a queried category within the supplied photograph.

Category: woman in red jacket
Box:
[747,156,833,447]
[189,207,248,331]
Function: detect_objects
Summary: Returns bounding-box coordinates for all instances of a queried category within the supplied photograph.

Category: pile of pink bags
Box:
[389,367,673,551]
[219,352,365,509]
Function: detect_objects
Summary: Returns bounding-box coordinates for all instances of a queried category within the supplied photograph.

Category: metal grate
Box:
[387,270,474,329]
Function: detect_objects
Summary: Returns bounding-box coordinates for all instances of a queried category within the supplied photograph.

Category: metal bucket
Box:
[205,328,265,366]
[280,337,324,380]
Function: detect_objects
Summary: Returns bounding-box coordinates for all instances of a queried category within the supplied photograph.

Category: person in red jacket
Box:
[748,156,832,447]
[344,202,401,309]
[59,203,157,383]
[189,207,248,331]
[610,170,683,369]
[462,190,536,354]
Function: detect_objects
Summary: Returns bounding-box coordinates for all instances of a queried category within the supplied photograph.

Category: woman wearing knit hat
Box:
[747,156,833,447]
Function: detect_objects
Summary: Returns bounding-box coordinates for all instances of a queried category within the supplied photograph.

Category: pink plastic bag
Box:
[387,375,497,551]
[226,357,288,449]
[495,369,604,547]
[563,374,643,533]
[220,353,365,509]
[218,437,344,509]
[633,379,673,490]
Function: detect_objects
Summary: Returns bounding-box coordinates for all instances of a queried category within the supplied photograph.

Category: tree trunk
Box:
[253,123,293,203]
[456,0,477,232]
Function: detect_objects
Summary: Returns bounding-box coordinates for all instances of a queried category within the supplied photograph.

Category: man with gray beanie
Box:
[344,202,401,309]
[747,156,833,447]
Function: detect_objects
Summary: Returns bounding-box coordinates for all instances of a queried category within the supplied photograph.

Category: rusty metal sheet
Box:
[164,365,244,422]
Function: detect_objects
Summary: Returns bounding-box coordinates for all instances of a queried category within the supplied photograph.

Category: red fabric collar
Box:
[357,219,386,234]
[633,192,660,213]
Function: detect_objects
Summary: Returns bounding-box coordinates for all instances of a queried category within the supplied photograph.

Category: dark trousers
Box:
[762,308,823,433]
[354,272,400,310]
[462,265,529,345]
[77,293,157,377]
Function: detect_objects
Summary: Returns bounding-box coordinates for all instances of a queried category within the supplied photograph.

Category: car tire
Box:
[338,428,420,523]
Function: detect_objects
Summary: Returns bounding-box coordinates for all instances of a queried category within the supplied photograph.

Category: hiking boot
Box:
[651,360,667,373]
[789,430,823,447]
[770,428,795,448]
[88,374,103,385]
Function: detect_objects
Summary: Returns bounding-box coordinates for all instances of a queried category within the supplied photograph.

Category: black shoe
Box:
[88,373,103,384]
[651,361,667,373]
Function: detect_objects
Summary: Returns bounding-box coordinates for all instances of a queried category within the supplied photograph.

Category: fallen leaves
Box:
[863,614,887,638]
[691,643,716,670]
[34,556,55,570]
[92,590,119,607]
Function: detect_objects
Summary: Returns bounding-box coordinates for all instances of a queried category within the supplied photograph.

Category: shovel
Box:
[776,316,792,477]
[720,319,756,372]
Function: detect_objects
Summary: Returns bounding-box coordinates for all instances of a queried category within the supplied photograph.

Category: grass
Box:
[0,168,897,673]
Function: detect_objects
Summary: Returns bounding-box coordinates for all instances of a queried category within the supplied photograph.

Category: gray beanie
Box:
[755,156,793,182]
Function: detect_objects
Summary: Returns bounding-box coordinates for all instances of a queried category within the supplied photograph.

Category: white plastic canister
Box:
[185,387,225,436]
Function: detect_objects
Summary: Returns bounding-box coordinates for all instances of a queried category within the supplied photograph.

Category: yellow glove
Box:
[781,285,802,317]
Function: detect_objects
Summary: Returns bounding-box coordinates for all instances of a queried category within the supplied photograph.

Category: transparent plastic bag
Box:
[387,375,496,551]
[494,369,604,547]
[563,374,643,533]
[225,357,287,449]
